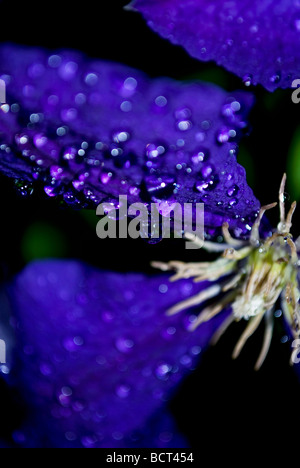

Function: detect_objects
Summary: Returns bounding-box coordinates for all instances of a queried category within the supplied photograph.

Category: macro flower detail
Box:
[153,174,300,370]
[0,44,259,236]
[0,0,299,448]
[2,260,224,447]
[131,0,300,91]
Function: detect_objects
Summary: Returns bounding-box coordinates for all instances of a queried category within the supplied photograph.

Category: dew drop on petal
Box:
[155,363,172,380]
[115,384,131,399]
[115,337,134,354]
[227,184,239,197]
[243,73,253,86]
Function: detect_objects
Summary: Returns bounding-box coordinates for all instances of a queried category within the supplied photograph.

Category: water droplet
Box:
[112,431,124,441]
[195,165,219,192]
[63,147,77,161]
[61,107,78,122]
[59,61,78,80]
[56,126,68,137]
[243,74,253,86]
[155,95,167,107]
[144,174,175,200]
[216,127,236,144]
[180,354,192,367]
[227,184,239,197]
[191,149,209,165]
[123,76,137,91]
[99,170,113,185]
[112,131,130,143]
[129,185,141,197]
[175,107,191,120]
[228,197,238,206]
[159,283,168,293]
[155,363,172,380]
[115,337,134,354]
[65,432,77,442]
[40,362,53,376]
[63,336,84,352]
[190,345,202,356]
[84,72,99,86]
[115,384,131,399]
[48,54,62,68]
[201,120,210,130]
[14,179,34,197]
[120,100,132,112]
[270,72,281,84]
[63,191,82,207]
[295,18,300,31]
[75,92,86,105]
[177,120,192,131]
[44,186,58,197]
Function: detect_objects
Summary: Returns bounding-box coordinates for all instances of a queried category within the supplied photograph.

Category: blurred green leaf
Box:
[287,125,300,201]
[21,221,68,262]
[80,209,98,228]
[184,67,230,89]
[237,145,255,191]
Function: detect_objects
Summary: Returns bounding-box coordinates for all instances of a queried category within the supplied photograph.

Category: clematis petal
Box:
[0,44,259,236]
[4,259,226,448]
[131,0,300,92]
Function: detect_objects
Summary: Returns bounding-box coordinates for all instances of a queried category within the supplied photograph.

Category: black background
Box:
[0,0,299,451]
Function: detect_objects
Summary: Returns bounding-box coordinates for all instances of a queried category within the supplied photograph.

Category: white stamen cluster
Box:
[153,174,300,370]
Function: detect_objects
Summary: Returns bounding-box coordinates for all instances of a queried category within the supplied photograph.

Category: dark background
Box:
[0,0,299,451]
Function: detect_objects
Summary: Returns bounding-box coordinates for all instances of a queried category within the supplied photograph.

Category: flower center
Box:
[152,174,300,370]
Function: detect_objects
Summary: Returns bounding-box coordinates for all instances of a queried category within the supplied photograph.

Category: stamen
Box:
[284,201,297,233]
[264,232,284,247]
[254,308,274,370]
[232,312,264,359]
[222,247,247,260]
[286,237,298,263]
[166,283,221,316]
[245,261,272,301]
[222,222,246,247]
[184,232,204,248]
[250,202,277,246]
[188,290,237,331]
[210,313,236,346]
[222,272,244,292]
[279,172,287,226]
[188,303,224,331]
[153,173,300,369]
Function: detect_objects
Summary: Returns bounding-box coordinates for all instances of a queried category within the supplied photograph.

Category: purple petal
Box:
[0,44,259,236]
[132,0,300,91]
[6,260,225,448]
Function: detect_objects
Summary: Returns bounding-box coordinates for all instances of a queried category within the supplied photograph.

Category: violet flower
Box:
[2,260,227,448]
[0,43,260,448]
[131,0,300,91]
[0,44,258,236]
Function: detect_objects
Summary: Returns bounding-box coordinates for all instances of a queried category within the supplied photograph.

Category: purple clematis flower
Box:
[1,259,227,448]
[0,44,258,237]
[0,43,263,447]
[131,0,300,92]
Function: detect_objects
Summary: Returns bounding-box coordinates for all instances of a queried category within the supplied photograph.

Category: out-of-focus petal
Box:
[5,260,226,448]
[132,0,300,91]
[0,44,259,236]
